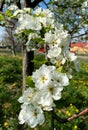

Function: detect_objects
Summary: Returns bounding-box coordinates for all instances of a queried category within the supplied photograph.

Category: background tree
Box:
[48,0,88,41]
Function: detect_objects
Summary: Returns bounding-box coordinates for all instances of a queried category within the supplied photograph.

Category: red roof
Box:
[70,42,88,54]
[70,42,88,48]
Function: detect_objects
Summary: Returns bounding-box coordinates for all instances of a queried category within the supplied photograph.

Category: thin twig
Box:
[54,108,88,123]
[72,32,88,38]
[68,108,88,121]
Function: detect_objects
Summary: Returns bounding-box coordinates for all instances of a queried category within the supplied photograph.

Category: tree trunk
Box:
[22,45,27,93]
[22,45,34,93]
[26,51,34,76]
[12,40,16,56]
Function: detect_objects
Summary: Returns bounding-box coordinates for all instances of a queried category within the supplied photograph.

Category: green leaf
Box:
[33,37,44,44]
[5,9,13,17]
[26,76,34,87]
[23,29,35,34]
[0,14,4,21]
[32,56,47,66]
[56,66,63,72]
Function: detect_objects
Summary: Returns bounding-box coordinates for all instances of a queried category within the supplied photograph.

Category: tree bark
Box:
[26,51,34,76]
[0,0,5,11]
[25,0,43,8]
[22,45,34,92]
[22,45,27,93]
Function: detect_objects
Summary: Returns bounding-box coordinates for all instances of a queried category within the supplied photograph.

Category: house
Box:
[70,42,88,55]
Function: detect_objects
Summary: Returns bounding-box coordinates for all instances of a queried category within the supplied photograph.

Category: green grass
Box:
[0,54,88,130]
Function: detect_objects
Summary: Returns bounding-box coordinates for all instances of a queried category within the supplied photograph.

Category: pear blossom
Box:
[18,88,40,106]
[18,105,45,128]
[18,88,34,104]
[14,8,31,17]
[44,31,61,48]
[32,64,56,90]
[18,109,26,124]
[47,47,62,59]
[41,82,62,101]
[34,8,54,18]
[38,92,55,111]
[7,4,18,11]
[53,72,69,87]
[15,14,42,34]
[66,51,77,61]
[49,55,66,65]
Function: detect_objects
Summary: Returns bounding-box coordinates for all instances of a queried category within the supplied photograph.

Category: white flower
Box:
[18,109,26,124]
[35,8,54,18]
[32,64,56,90]
[13,9,23,17]
[66,51,77,61]
[23,7,31,13]
[47,47,61,59]
[50,55,66,65]
[44,31,61,48]
[18,88,40,106]
[16,14,42,33]
[43,82,62,101]
[34,7,42,15]
[18,88,34,104]
[39,17,54,28]
[7,4,18,11]
[53,72,69,87]
[18,105,45,128]
[38,92,55,111]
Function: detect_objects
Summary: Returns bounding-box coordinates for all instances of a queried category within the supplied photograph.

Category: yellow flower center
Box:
[40,75,47,83]
[52,40,56,46]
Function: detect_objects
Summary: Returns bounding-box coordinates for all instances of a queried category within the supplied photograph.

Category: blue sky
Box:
[39,0,50,8]
[0,26,6,41]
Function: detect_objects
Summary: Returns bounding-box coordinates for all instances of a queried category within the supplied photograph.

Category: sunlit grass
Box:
[0,54,88,130]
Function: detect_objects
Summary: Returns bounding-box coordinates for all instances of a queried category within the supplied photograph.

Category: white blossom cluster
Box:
[7,6,77,128]
[18,64,69,128]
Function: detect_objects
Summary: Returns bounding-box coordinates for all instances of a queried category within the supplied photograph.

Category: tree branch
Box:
[25,0,43,8]
[72,32,88,38]
[55,2,82,9]
[68,108,88,121]
[0,0,5,11]
[54,108,88,123]
[54,113,68,123]
[16,0,21,9]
